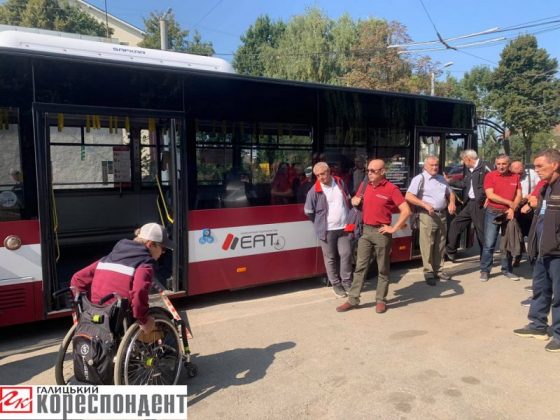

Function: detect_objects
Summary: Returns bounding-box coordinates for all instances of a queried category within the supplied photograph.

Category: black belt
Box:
[365,224,383,228]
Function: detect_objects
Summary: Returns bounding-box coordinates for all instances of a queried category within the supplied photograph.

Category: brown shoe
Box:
[336,301,357,312]
[375,302,387,314]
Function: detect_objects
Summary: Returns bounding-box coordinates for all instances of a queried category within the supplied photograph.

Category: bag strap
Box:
[417,173,425,199]
[357,176,368,198]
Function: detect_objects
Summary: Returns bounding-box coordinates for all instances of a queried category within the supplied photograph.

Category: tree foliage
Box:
[235,8,434,92]
[490,35,560,161]
[139,10,214,56]
[0,0,111,37]
[232,15,286,76]
[343,20,420,92]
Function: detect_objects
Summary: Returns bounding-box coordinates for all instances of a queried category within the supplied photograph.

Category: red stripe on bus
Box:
[189,205,308,230]
[222,233,234,250]
[0,220,40,247]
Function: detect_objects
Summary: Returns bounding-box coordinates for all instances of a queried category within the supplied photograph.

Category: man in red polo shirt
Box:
[480,154,521,281]
[336,159,411,314]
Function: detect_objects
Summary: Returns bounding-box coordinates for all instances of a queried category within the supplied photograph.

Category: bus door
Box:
[0,108,42,327]
[33,106,184,315]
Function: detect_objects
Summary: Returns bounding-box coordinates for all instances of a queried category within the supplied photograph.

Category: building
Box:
[66,0,145,46]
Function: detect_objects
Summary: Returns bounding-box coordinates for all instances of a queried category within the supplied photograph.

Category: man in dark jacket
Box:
[71,223,173,334]
[304,162,353,297]
[514,149,560,352]
[445,149,491,262]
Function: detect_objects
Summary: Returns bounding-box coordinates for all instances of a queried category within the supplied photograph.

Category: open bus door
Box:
[0,108,43,326]
[33,105,184,316]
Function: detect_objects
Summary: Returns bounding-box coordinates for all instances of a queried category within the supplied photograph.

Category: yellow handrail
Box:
[156,175,173,224]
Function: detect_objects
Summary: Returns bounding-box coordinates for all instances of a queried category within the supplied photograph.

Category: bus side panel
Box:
[187,248,320,295]
[0,220,44,326]
[187,206,321,294]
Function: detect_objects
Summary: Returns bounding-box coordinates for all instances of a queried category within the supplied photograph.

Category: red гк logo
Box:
[0,387,33,414]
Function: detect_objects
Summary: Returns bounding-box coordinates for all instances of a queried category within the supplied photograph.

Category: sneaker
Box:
[545,338,560,352]
[520,298,532,307]
[502,271,519,281]
[513,326,550,340]
[332,284,347,298]
[424,273,436,286]
[375,302,387,314]
[480,272,489,282]
[437,271,452,281]
[445,251,457,263]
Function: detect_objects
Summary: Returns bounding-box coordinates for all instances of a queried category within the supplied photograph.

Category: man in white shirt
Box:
[406,156,456,285]
[304,162,354,298]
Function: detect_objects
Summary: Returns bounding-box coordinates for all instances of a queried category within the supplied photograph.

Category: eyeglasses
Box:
[367,168,383,174]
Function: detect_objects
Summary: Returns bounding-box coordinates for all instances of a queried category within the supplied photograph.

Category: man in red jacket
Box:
[71,223,172,334]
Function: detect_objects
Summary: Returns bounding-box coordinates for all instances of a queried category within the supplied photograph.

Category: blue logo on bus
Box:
[199,228,214,244]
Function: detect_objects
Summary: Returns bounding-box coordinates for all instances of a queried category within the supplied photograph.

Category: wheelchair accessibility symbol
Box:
[199,228,214,244]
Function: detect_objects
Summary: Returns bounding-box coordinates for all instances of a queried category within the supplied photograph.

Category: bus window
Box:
[49,114,132,189]
[0,108,24,221]
[444,133,466,174]
[195,120,312,209]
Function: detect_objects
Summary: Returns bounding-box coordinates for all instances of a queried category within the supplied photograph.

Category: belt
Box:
[419,208,446,215]
[487,207,506,214]
[365,224,383,228]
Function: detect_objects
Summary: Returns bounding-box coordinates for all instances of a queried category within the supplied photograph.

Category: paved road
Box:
[2,249,560,419]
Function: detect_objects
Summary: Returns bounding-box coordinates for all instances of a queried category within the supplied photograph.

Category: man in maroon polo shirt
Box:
[336,159,411,314]
[480,154,521,281]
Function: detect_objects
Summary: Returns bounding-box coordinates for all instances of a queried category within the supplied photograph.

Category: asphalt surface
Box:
[1,248,560,419]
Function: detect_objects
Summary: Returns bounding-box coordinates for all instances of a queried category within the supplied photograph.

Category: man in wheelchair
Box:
[70,222,172,336]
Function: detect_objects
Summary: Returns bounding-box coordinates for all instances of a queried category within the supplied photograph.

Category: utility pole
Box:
[431,61,453,96]
[160,8,172,51]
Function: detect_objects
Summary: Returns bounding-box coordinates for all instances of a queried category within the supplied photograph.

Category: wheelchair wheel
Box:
[54,323,77,385]
[113,315,183,385]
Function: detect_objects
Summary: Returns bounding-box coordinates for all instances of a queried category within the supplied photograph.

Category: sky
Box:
[62,1,560,78]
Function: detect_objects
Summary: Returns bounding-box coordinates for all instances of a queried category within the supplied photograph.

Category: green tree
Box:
[233,15,286,76]
[261,8,337,83]
[490,35,560,161]
[139,11,214,56]
[0,0,111,37]
[342,19,415,92]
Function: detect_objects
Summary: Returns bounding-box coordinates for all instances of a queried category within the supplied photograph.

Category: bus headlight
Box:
[4,235,22,251]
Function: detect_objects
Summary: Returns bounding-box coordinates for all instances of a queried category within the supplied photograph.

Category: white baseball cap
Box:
[137,223,173,250]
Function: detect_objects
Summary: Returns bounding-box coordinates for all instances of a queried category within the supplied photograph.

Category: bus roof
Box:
[0,30,235,74]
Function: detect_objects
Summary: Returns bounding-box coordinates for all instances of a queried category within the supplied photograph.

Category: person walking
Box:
[445,149,490,262]
[514,149,560,352]
[405,156,456,286]
[304,162,354,297]
[479,154,521,281]
[336,159,410,314]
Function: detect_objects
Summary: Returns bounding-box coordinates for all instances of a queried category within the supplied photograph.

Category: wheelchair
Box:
[53,287,198,385]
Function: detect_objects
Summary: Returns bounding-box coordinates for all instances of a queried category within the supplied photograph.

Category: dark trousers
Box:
[528,256,560,340]
[446,199,484,255]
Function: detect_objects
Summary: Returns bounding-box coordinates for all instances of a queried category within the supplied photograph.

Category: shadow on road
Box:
[184,341,296,406]
[0,351,58,384]
[387,279,464,310]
